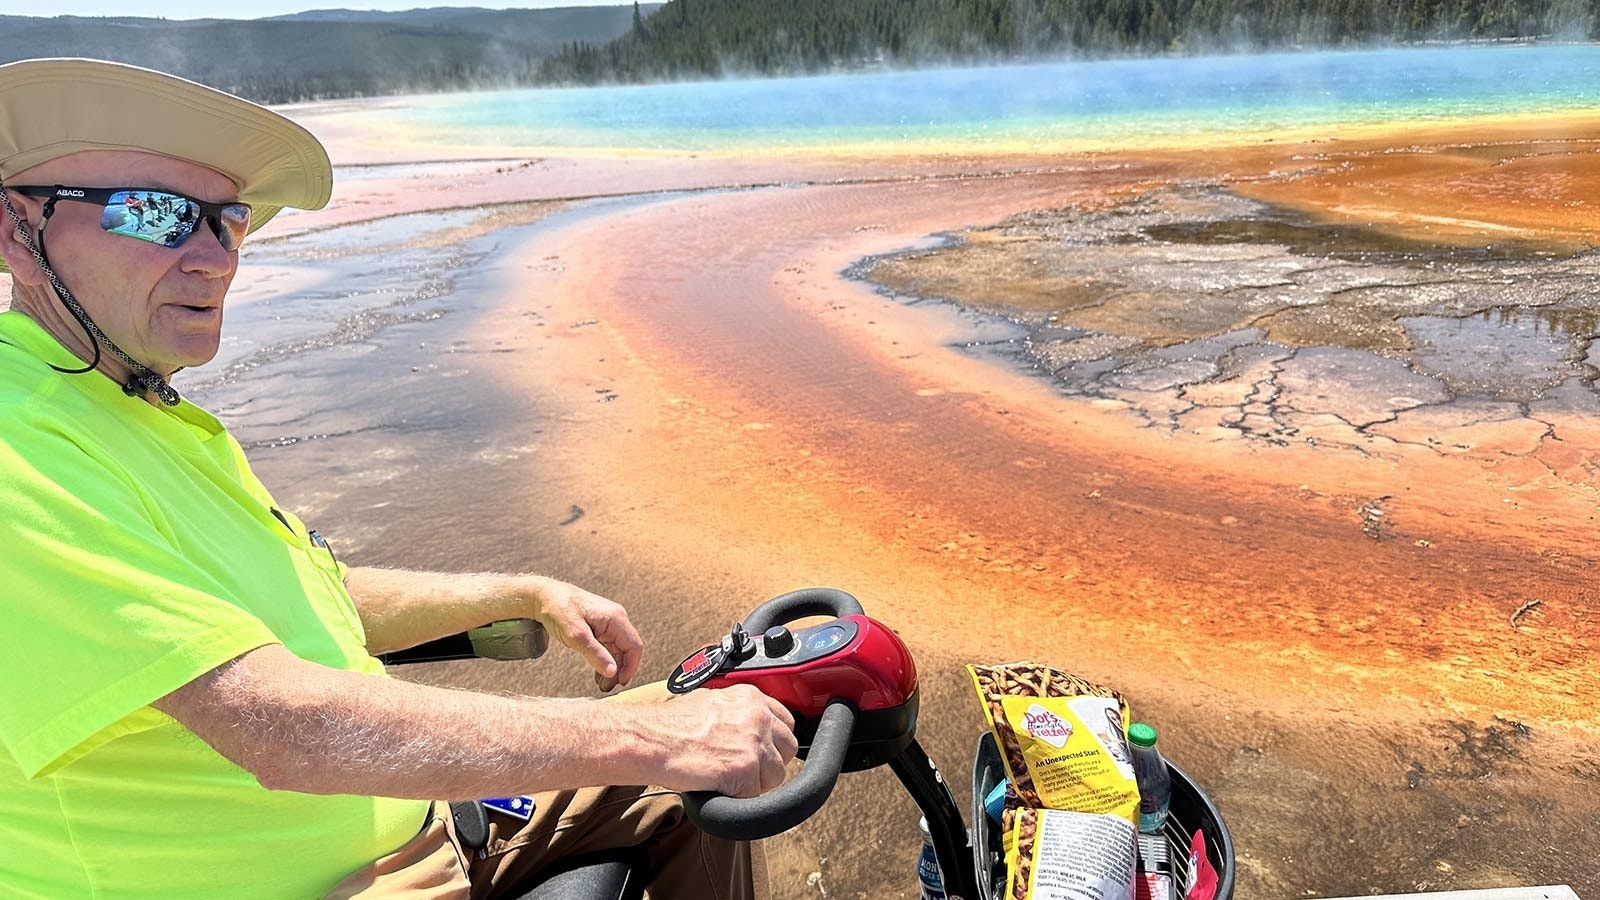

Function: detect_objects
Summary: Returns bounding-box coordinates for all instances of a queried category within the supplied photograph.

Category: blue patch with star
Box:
[482,795,536,820]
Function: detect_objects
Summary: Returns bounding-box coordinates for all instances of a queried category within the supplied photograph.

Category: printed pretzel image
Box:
[1007,808,1040,900]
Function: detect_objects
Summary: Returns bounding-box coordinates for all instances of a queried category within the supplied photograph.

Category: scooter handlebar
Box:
[377,618,549,665]
[742,587,864,633]
[682,699,857,840]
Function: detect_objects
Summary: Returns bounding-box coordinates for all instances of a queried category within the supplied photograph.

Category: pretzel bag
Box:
[1003,807,1137,900]
[968,662,1140,822]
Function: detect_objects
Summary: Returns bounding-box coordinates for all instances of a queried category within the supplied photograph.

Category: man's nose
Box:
[177,220,235,277]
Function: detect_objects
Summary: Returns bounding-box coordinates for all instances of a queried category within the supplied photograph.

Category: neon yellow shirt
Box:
[0,312,430,898]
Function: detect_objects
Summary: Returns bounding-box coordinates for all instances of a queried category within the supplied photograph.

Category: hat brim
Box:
[0,58,330,272]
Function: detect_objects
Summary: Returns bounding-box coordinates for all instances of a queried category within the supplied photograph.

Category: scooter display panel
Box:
[737,620,860,671]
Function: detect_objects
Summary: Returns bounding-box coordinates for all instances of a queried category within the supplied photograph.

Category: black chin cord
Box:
[0,182,181,406]
[31,208,100,377]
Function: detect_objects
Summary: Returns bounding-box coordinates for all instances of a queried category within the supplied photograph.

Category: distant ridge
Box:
[0,6,663,103]
[264,7,512,24]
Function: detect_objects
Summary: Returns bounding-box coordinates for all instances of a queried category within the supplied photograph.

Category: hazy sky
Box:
[8,1,632,18]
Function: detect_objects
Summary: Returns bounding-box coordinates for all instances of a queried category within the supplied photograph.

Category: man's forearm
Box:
[344,566,532,654]
[346,567,645,693]
[156,644,666,800]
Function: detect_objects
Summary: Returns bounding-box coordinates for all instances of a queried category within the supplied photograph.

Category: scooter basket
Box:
[970,732,1235,900]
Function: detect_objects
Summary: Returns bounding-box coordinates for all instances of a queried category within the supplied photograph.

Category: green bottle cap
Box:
[1127,722,1158,748]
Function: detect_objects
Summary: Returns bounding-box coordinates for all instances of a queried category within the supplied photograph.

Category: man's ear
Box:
[0,193,49,287]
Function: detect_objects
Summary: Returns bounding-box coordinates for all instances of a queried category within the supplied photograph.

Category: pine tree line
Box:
[539,0,1599,84]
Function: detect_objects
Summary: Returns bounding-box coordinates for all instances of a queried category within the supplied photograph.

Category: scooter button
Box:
[762,626,795,657]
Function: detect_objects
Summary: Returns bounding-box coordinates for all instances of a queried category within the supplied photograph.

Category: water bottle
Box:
[1127,722,1172,834]
[917,816,947,900]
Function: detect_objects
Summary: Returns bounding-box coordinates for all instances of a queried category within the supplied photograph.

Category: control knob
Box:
[763,625,795,657]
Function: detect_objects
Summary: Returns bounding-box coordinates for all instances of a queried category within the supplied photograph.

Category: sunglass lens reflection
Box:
[215,204,251,251]
[102,191,159,242]
[102,190,201,248]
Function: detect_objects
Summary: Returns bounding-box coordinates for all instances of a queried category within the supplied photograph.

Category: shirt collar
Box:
[0,309,93,372]
[0,309,224,438]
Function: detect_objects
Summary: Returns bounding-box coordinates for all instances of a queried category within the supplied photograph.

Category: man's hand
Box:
[526,576,644,692]
[345,568,643,688]
[642,684,800,798]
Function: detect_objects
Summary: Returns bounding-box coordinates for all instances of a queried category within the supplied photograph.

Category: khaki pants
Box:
[326,788,765,900]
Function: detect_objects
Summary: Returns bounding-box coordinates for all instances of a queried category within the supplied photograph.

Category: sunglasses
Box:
[10,185,252,252]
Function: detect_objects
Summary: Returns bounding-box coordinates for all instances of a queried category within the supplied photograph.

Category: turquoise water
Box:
[375,45,1600,152]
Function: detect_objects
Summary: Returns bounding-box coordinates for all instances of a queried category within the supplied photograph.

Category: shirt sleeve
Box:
[0,421,281,779]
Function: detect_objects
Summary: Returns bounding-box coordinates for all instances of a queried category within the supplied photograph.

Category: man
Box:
[0,59,797,899]
[128,190,145,225]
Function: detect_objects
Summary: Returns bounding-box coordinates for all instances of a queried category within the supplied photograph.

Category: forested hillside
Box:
[539,0,1598,83]
[11,1,1590,98]
[0,7,661,102]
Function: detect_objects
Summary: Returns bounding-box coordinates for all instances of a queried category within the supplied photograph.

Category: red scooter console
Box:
[668,592,921,772]
[692,615,916,715]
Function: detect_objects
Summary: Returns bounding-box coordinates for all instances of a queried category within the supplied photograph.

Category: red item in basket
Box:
[1183,830,1219,900]
[1137,871,1175,899]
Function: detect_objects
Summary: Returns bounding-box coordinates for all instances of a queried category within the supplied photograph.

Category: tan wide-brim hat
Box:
[0,58,332,271]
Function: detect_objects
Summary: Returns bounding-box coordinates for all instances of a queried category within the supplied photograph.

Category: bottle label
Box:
[918,844,947,900]
[1138,797,1170,834]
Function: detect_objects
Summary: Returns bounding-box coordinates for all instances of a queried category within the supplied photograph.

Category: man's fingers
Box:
[759,746,788,792]
[598,642,635,689]
[568,626,619,679]
[612,647,640,686]
[774,721,799,763]
[735,748,787,797]
[759,698,797,789]
[764,694,796,732]
[597,616,644,686]
[610,622,644,684]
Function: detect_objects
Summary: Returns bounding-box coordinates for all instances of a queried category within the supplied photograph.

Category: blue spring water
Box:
[367,44,1600,152]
